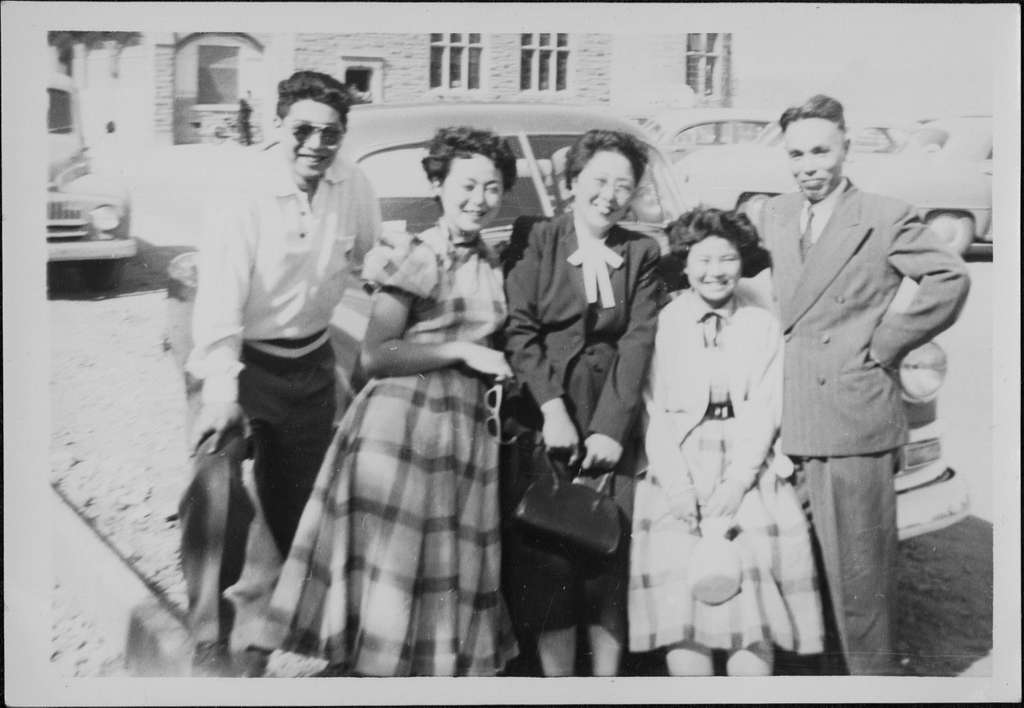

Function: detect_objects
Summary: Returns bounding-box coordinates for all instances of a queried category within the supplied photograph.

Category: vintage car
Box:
[631,107,776,163]
[165,102,967,540]
[47,73,135,290]
[674,115,992,256]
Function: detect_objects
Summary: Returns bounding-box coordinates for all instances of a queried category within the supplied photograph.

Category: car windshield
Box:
[48,88,74,134]
[357,132,684,238]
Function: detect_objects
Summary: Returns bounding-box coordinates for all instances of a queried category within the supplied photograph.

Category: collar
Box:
[689,288,737,324]
[420,220,498,266]
[801,177,850,225]
[263,141,352,198]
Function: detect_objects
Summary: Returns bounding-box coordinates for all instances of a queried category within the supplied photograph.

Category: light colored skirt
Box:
[628,416,825,654]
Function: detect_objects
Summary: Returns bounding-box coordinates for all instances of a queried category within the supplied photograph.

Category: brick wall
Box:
[294,33,430,103]
[293,33,615,105]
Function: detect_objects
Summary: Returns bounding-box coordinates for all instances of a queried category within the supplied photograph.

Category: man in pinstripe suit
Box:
[758,95,970,674]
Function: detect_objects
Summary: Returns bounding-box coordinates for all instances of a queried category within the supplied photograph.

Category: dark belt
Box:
[253,328,327,349]
[705,400,735,420]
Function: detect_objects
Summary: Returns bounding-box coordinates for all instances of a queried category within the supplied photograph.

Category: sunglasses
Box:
[290,122,345,148]
[484,383,520,445]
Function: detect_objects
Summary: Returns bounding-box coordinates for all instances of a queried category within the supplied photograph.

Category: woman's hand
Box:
[540,398,581,465]
[702,478,746,519]
[581,433,622,471]
[458,343,513,381]
[667,488,699,534]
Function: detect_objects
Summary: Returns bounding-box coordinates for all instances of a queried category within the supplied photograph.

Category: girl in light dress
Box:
[629,207,824,676]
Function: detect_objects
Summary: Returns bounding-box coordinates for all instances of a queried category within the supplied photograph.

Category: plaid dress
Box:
[258,225,518,676]
[628,298,824,656]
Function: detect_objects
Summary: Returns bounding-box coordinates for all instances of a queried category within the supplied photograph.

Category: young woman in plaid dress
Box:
[629,208,824,676]
[256,127,519,676]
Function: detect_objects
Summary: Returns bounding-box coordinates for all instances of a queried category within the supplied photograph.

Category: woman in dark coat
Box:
[501,129,663,676]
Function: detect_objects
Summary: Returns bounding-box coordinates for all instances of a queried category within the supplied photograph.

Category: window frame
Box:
[519,33,571,94]
[685,33,725,100]
[428,33,486,93]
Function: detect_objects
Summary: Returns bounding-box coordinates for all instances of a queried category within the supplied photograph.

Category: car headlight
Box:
[925,212,973,254]
[900,341,947,403]
[90,205,120,232]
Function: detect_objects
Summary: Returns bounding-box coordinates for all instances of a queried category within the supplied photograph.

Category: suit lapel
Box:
[769,195,805,322]
[558,218,590,313]
[783,187,869,330]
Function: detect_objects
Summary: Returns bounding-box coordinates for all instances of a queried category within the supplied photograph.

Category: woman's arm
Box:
[724,311,783,489]
[360,289,510,380]
[588,238,662,444]
[503,219,563,406]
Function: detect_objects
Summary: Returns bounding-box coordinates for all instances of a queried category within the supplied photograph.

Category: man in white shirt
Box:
[758,94,969,675]
[181,70,382,675]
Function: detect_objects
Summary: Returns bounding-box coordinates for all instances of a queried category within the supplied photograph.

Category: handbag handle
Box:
[545,451,614,496]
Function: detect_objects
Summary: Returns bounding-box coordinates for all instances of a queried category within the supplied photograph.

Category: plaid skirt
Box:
[258,367,518,676]
[628,416,824,655]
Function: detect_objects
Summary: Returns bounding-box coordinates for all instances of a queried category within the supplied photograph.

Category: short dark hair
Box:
[779,94,846,133]
[276,71,351,125]
[564,129,649,189]
[421,126,518,192]
[659,207,772,291]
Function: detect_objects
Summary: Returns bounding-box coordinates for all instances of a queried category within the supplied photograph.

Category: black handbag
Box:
[512,453,622,556]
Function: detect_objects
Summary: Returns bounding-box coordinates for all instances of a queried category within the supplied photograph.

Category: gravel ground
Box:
[51,581,129,678]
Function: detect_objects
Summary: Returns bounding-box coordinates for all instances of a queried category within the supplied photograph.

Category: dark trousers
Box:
[792,451,900,675]
[179,342,336,645]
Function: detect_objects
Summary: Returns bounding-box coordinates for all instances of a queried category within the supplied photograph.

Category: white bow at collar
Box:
[567,236,624,309]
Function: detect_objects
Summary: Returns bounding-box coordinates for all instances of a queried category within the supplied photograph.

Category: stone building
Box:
[50,31,733,152]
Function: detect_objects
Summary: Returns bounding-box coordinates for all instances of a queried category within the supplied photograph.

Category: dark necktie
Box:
[700,311,722,348]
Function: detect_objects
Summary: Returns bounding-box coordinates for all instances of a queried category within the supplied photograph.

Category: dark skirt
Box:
[500,340,640,637]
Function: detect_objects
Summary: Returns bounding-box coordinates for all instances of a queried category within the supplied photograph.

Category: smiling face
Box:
[432,153,504,236]
[279,99,345,191]
[685,235,742,308]
[570,150,638,237]
[783,117,849,203]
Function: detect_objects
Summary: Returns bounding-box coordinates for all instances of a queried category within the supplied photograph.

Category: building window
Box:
[520,33,568,92]
[429,33,482,90]
[685,33,726,99]
[197,45,239,104]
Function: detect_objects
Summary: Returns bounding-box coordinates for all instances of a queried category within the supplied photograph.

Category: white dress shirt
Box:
[187,143,382,404]
[799,178,850,245]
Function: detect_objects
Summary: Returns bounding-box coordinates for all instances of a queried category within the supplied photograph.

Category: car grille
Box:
[48,201,89,240]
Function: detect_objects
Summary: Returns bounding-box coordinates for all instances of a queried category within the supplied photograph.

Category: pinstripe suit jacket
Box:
[760,185,970,457]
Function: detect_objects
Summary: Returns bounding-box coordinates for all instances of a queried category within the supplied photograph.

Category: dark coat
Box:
[502,212,663,458]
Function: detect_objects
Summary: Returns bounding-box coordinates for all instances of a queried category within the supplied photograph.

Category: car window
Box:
[672,123,720,149]
[48,89,74,135]
[732,121,768,144]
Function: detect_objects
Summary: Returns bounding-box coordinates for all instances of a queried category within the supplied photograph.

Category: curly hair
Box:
[779,94,847,133]
[276,71,351,124]
[563,129,649,189]
[658,207,772,292]
[420,126,518,192]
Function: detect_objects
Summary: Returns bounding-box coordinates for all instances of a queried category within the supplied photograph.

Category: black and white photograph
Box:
[3,2,1020,705]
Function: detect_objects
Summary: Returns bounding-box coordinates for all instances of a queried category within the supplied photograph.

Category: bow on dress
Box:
[567,236,624,309]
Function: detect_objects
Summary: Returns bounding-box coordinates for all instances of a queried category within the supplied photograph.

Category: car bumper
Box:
[896,420,970,541]
[48,238,137,262]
